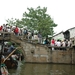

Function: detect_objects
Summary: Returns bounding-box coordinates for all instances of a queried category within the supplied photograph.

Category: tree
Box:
[6,6,57,37]
[22,6,57,37]
[6,18,16,26]
[6,18,23,28]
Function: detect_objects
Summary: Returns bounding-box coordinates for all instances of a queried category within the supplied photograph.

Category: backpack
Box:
[14,27,19,33]
[24,30,28,34]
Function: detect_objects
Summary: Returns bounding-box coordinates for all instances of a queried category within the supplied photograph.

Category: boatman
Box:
[7,43,15,53]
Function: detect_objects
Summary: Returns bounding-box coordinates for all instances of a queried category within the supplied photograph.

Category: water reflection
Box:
[9,63,75,75]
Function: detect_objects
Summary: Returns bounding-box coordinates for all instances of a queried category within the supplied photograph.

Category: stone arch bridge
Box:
[0,32,75,64]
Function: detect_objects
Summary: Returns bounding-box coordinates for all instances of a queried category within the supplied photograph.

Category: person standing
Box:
[51,38,55,50]
[31,31,34,40]
[14,26,19,36]
[37,32,42,44]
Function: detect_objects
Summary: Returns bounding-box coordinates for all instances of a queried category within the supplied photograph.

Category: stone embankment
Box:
[22,41,75,64]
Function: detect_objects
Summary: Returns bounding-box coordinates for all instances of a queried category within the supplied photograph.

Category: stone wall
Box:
[22,42,75,64]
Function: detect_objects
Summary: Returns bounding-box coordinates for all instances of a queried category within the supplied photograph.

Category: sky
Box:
[0,0,75,34]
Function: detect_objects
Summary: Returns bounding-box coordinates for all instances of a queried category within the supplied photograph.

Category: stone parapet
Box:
[21,42,75,64]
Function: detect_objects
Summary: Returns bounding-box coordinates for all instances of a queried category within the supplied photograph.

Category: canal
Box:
[8,61,75,75]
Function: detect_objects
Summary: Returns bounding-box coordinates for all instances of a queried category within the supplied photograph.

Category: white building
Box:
[68,27,75,38]
[53,31,64,40]
[53,27,75,41]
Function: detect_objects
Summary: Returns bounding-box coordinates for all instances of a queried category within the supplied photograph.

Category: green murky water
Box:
[8,62,75,75]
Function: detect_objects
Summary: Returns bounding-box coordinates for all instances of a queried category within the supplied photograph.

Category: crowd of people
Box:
[51,39,72,47]
[0,24,43,43]
[50,38,73,50]
[0,24,73,48]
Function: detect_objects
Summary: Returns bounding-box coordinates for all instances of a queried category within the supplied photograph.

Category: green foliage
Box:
[6,6,57,37]
[7,42,12,45]
[15,49,22,54]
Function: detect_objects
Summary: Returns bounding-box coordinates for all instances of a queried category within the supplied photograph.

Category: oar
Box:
[3,47,21,63]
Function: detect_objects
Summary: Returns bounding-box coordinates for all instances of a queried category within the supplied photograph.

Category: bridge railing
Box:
[0,32,12,40]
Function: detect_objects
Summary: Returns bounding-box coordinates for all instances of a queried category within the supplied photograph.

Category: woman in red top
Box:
[51,38,55,50]
[51,39,55,46]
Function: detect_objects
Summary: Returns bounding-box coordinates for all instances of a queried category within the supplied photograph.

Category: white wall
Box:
[53,32,64,41]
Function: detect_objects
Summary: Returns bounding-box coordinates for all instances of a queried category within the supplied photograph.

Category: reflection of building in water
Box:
[53,27,75,40]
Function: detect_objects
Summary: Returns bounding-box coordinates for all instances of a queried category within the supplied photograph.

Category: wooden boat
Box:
[4,57,18,69]
[0,47,19,68]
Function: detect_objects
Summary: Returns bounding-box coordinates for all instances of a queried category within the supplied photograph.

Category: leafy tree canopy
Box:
[6,6,57,37]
